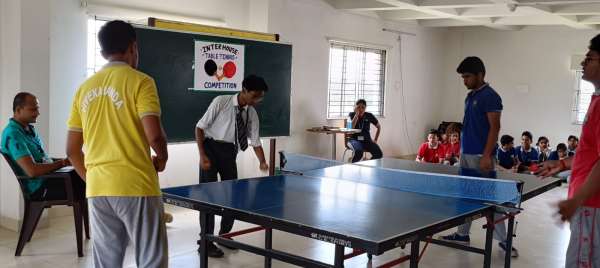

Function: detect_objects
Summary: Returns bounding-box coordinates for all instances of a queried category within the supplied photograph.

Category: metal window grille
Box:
[573,70,595,124]
[327,41,386,119]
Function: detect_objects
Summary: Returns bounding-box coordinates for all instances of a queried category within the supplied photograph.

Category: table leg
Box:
[504,216,515,268]
[332,133,337,160]
[199,213,209,268]
[334,244,344,268]
[265,228,272,268]
[483,213,494,268]
[410,239,420,268]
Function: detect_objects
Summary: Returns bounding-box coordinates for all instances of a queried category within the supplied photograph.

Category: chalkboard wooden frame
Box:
[135,26,292,143]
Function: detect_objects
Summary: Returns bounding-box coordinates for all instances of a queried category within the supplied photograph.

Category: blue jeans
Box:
[348,139,383,163]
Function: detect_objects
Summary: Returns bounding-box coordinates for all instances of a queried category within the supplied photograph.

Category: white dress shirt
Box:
[196,94,261,148]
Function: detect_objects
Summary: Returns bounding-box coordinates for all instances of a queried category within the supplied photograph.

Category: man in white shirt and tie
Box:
[195,74,269,258]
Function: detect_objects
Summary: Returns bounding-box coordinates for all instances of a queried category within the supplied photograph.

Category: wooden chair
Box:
[1,152,89,257]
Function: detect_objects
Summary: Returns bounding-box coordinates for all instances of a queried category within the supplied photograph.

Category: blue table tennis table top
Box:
[162,156,562,248]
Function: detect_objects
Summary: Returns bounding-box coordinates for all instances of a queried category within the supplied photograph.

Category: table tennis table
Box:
[162,152,562,268]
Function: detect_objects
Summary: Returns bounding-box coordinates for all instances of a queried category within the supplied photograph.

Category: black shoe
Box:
[498,242,519,258]
[217,237,238,250]
[197,242,224,258]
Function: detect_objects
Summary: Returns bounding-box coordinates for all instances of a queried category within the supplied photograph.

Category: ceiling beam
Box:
[378,0,525,30]
[416,0,496,8]
[523,4,596,29]
[325,0,401,10]
[552,3,600,15]
[377,9,445,20]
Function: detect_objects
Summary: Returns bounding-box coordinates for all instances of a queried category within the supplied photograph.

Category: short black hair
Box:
[242,75,268,92]
[13,92,34,112]
[428,129,440,137]
[356,99,367,106]
[568,135,579,142]
[456,56,486,75]
[521,131,533,140]
[98,20,137,55]
[590,34,600,54]
[556,143,567,151]
[537,136,549,144]
[500,135,514,146]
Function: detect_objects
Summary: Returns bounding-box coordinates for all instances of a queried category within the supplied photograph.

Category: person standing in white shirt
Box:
[194,75,269,257]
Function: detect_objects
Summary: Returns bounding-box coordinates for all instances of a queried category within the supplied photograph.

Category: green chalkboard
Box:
[135,26,292,143]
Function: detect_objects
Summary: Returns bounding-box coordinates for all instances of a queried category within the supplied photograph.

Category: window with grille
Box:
[327,41,386,119]
[573,70,595,124]
[86,18,108,77]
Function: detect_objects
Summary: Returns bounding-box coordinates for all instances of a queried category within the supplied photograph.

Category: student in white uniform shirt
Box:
[194,75,269,258]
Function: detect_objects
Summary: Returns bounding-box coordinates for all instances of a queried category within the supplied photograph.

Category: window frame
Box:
[572,70,595,125]
[326,40,388,120]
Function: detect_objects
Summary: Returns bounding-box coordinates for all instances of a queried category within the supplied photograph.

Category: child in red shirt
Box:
[442,129,461,165]
[416,129,443,163]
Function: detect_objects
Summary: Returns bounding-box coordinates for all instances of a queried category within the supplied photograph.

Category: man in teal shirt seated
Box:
[1,92,79,200]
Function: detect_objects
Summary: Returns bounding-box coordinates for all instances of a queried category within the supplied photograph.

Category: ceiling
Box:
[325,0,600,30]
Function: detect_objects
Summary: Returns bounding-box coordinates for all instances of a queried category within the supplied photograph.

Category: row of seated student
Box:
[415,128,460,165]
[497,132,578,173]
[415,128,579,173]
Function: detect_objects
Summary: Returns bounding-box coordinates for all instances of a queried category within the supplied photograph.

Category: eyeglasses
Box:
[583,57,600,65]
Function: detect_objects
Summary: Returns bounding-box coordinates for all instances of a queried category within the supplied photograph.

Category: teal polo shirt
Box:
[1,118,51,195]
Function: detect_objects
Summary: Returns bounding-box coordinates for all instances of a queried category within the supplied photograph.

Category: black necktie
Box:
[236,106,248,151]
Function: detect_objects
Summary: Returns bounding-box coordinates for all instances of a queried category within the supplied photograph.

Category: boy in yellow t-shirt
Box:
[66,20,169,268]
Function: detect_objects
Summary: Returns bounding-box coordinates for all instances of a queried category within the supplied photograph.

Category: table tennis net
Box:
[279,152,343,174]
[310,164,523,206]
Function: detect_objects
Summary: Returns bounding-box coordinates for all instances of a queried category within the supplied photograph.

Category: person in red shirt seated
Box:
[416,129,443,163]
[442,126,461,165]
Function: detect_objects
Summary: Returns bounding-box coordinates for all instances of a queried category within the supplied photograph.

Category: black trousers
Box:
[30,174,86,201]
[199,138,238,236]
[349,139,383,163]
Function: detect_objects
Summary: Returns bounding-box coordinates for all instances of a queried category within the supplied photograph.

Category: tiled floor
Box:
[0,185,570,268]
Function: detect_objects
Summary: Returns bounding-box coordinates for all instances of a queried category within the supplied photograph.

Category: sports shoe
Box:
[438,233,470,244]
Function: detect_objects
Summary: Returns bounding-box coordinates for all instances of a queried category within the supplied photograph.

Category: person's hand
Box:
[152,156,167,172]
[556,198,582,222]
[259,161,269,171]
[59,158,71,167]
[535,160,562,178]
[479,155,493,171]
[200,155,211,171]
[354,106,364,117]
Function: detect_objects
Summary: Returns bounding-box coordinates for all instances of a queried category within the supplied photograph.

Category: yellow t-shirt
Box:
[67,62,162,197]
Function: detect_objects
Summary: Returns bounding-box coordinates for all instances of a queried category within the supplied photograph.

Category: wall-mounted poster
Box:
[193,41,245,92]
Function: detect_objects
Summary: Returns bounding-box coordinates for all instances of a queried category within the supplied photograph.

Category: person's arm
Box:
[536,156,573,177]
[558,159,600,221]
[141,115,168,172]
[195,127,211,171]
[253,146,268,171]
[374,123,381,143]
[480,112,501,171]
[416,143,425,162]
[351,112,360,128]
[15,156,66,177]
[66,131,86,180]
[248,109,267,171]
[195,98,221,171]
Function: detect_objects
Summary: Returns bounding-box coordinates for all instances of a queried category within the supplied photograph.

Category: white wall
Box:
[48,0,88,157]
[267,0,447,158]
[0,0,449,228]
[0,0,56,230]
[441,27,596,148]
